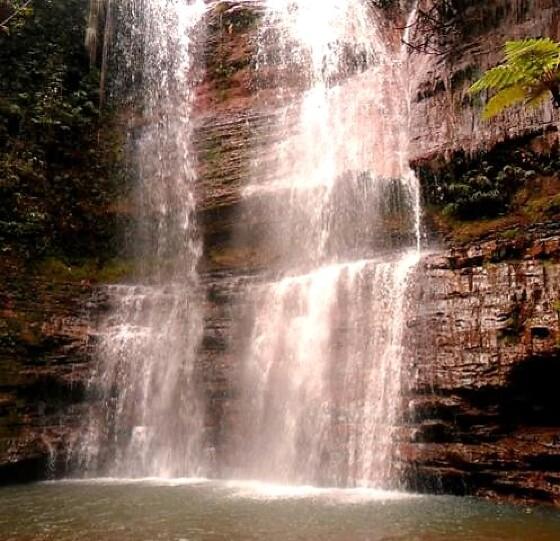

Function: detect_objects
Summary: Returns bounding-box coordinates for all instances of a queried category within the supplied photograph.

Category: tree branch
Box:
[0,0,32,30]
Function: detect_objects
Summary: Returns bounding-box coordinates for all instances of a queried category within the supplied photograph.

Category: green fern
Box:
[482,84,527,119]
[469,37,560,119]
[505,38,560,64]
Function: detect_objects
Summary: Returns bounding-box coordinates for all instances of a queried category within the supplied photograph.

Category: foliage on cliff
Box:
[0,0,127,266]
[469,38,560,119]
[417,135,560,240]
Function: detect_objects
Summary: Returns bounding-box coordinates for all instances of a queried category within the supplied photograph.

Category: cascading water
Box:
[78,0,421,489]
[78,0,210,478]
[230,0,421,488]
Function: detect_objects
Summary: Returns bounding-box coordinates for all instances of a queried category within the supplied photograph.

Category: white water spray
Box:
[79,0,209,478]
[233,0,421,488]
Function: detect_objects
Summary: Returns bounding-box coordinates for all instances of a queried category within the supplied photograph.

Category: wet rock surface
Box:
[0,258,96,483]
[401,235,560,503]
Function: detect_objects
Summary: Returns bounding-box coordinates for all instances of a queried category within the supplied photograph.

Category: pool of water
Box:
[1,479,560,541]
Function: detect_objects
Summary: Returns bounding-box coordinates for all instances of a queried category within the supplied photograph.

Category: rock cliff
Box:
[401,230,560,503]
[399,0,560,503]
[195,0,560,503]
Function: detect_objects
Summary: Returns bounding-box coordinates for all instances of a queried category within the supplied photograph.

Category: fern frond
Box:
[482,84,527,119]
[505,38,560,63]
[468,65,525,94]
[471,38,560,119]
[506,38,560,78]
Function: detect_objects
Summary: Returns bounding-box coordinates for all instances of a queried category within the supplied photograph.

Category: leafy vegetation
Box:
[0,0,33,34]
[0,0,100,154]
[469,38,560,119]
[419,138,560,221]
[0,0,128,265]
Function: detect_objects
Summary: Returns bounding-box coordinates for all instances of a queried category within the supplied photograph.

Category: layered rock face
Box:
[194,1,560,503]
[401,0,560,503]
[0,0,128,483]
[0,258,95,482]
[401,231,560,503]
[409,0,560,160]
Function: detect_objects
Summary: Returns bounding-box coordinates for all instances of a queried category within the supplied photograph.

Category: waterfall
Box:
[77,0,421,488]
[230,0,421,488]
[78,0,210,478]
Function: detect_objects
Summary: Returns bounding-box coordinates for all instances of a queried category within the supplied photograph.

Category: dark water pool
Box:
[1,479,560,541]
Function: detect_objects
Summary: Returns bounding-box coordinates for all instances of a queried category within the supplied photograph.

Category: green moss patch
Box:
[36,257,134,284]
